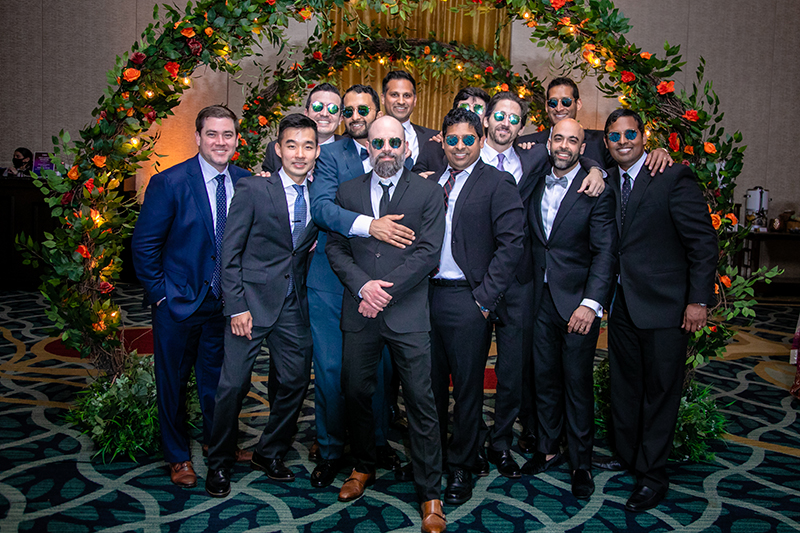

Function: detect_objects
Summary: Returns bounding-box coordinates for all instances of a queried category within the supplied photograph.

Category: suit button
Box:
[376,252,381,258]
[292,251,296,256]
[285,274,290,279]
[204,280,209,285]
[211,255,215,260]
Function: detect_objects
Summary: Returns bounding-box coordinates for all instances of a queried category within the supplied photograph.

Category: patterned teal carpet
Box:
[1,286,799,532]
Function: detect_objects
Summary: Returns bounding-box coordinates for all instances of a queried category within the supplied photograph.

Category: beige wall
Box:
[2,1,798,275]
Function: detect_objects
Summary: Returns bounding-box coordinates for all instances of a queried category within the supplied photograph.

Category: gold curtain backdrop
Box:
[327,1,511,131]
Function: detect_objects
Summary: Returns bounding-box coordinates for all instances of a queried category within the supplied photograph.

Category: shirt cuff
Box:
[580,298,603,318]
[231,311,248,318]
[350,214,374,237]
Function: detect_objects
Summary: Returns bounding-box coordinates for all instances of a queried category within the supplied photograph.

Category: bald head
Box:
[548,118,586,176]
[368,116,407,178]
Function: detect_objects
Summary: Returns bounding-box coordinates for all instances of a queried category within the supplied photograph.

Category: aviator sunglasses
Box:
[445,134,477,147]
[547,97,574,109]
[310,101,340,114]
[371,137,403,150]
[606,129,639,143]
[342,105,371,118]
[458,102,485,116]
[492,111,521,125]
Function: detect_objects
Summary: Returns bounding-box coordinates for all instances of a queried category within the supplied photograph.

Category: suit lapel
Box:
[188,157,216,244]
[608,167,622,237]
[531,175,547,245]
[452,160,483,230]
[389,169,411,213]
[548,168,585,240]
[266,174,294,247]
[343,140,365,181]
[359,172,373,217]
[621,166,653,239]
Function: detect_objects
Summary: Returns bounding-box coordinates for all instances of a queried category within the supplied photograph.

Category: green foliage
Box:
[593,359,727,462]
[66,353,199,462]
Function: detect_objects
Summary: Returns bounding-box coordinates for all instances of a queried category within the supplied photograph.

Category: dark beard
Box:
[373,153,404,178]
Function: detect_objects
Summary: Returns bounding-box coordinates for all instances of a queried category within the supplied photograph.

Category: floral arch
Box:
[21,0,772,383]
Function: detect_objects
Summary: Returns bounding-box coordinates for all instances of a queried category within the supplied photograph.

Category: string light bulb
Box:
[182,77,191,86]
[130,137,140,147]
[144,90,155,99]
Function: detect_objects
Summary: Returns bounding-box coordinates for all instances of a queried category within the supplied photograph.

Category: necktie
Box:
[359,148,369,161]
[621,172,632,226]
[379,181,393,217]
[497,152,506,172]
[545,175,568,189]
[442,168,459,212]
[287,183,307,295]
[211,174,227,299]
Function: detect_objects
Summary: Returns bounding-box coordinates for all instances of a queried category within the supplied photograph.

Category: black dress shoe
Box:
[251,452,295,482]
[521,451,564,475]
[395,462,413,482]
[625,485,665,512]
[376,445,402,471]
[517,429,537,454]
[389,405,408,431]
[310,459,342,488]
[444,469,473,505]
[592,454,625,472]
[571,469,594,500]
[487,449,521,479]
[473,448,490,477]
[205,468,231,498]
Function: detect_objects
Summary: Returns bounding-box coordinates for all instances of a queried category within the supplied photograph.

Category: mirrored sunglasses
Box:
[445,134,477,147]
[607,129,639,143]
[342,105,370,118]
[458,102,485,115]
[547,97,573,109]
[492,111,521,125]
[371,137,403,150]
[310,101,340,114]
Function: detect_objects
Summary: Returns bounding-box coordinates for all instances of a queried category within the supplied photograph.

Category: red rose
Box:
[550,0,567,9]
[313,51,323,61]
[657,81,675,95]
[231,151,240,161]
[164,62,180,78]
[98,281,114,294]
[485,66,494,74]
[76,245,91,259]
[131,51,147,65]
[668,132,680,152]
[620,71,636,83]
[61,191,75,205]
[683,109,699,122]
[187,38,203,56]
[144,107,158,124]
[85,178,95,193]
[266,0,276,4]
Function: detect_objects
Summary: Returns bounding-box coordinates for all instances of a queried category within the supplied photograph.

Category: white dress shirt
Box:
[617,151,647,191]
[198,154,233,228]
[402,120,420,163]
[481,143,522,183]
[279,167,310,234]
[540,163,603,317]
[368,167,402,218]
[433,159,479,280]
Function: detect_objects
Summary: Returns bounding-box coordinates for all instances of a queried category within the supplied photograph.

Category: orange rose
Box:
[122,68,141,82]
[704,142,717,154]
[605,60,616,72]
[424,46,431,55]
[550,0,567,9]
[683,110,699,122]
[181,27,196,38]
[121,91,129,99]
[76,245,91,259]
[204,27,213,37]
[725,213,738,225]
[640,52,652,60]
[92,155,107,168]
[243,104,250,111]
[68,166,80,180]
[620,71,636,83]
[714,284,720,295]
[720,275,732,288]
[657,81,675,95]
[710,213,721,229]
[709,325,717,332]
[230,151,240,162]
[684,145,694,155]
[668,132,680,152]
[500,83,509,92]
[258,115,267,126]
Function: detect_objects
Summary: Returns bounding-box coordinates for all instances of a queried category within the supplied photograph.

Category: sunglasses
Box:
[342,105,370,118]
[606,129,639,143]
[445,134,477,147]
[458,102,485,115]
[492,111,521,125]
[547,97,573,109]
[371,137,403,150]
[310,101,340,114]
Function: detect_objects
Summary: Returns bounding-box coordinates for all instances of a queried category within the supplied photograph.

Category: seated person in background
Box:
[3,147,33,177]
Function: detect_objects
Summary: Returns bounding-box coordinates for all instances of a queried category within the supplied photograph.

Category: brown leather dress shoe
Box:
[338,469,374,502]
[421,499,447,533]
[169,461,197,488]
[202,445,253,463]
[308,439,321,463]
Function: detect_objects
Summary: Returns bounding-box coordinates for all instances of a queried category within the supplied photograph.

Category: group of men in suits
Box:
[131,69,718,527]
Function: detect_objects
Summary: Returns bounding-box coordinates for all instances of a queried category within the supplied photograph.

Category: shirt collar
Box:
[352,138,368,154]
[279,167,307,189]
[481,142,515,162]
[198,153,229,184]
[371,165,404,187]
[549,161,582,186]
[446,158,480,179]
[618,151,647,182]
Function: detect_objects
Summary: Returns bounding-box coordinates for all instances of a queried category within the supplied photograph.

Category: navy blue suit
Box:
[132,155,249,463]
[308,138,391,460]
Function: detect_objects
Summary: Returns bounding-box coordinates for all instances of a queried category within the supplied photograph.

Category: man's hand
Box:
[475,301,489,320]
[419,171,435,179]
[361,279,394,311]
[577,167,606,197]
[255,170,272,178]
[644,147,674,176]
[358,300,381,318]
[517,141,536,150]
[567,305,596,335]
[682,304,707,333]
[369,214,415,249]
[430,132,443,144]
[231,311,253,340]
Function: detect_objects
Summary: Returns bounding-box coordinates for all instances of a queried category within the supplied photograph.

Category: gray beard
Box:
[374,154,404,178]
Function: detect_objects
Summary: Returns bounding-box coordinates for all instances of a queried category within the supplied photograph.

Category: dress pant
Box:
[489,277,533,452]
[533,285,599,471]
[208,294,313,470]
[152,291,224,463]
[342,318,442,501]
[308,287,391,461]
[429,282,493,471]
[608,284,687,494]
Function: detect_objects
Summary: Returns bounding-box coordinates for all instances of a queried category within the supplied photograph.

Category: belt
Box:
[429,278,471,287]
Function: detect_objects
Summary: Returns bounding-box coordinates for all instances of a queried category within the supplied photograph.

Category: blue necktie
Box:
[621,172,632,226]
[497,153,506,172]
[211,174,227,299]
[287,184,306,295]
[360,148,369,161]
[545,175,568,189]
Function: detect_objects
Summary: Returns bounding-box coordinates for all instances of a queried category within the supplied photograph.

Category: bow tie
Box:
[359,148,369,161]
[545,175,568,189]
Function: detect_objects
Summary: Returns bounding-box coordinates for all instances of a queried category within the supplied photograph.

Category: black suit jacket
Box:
[260,134,346,174]
[446,159,525,322]
[221,175,318,327]
[528,166,618,322]
[518,127,615,169]
[608,162,717,329]
[326,169,445,333]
